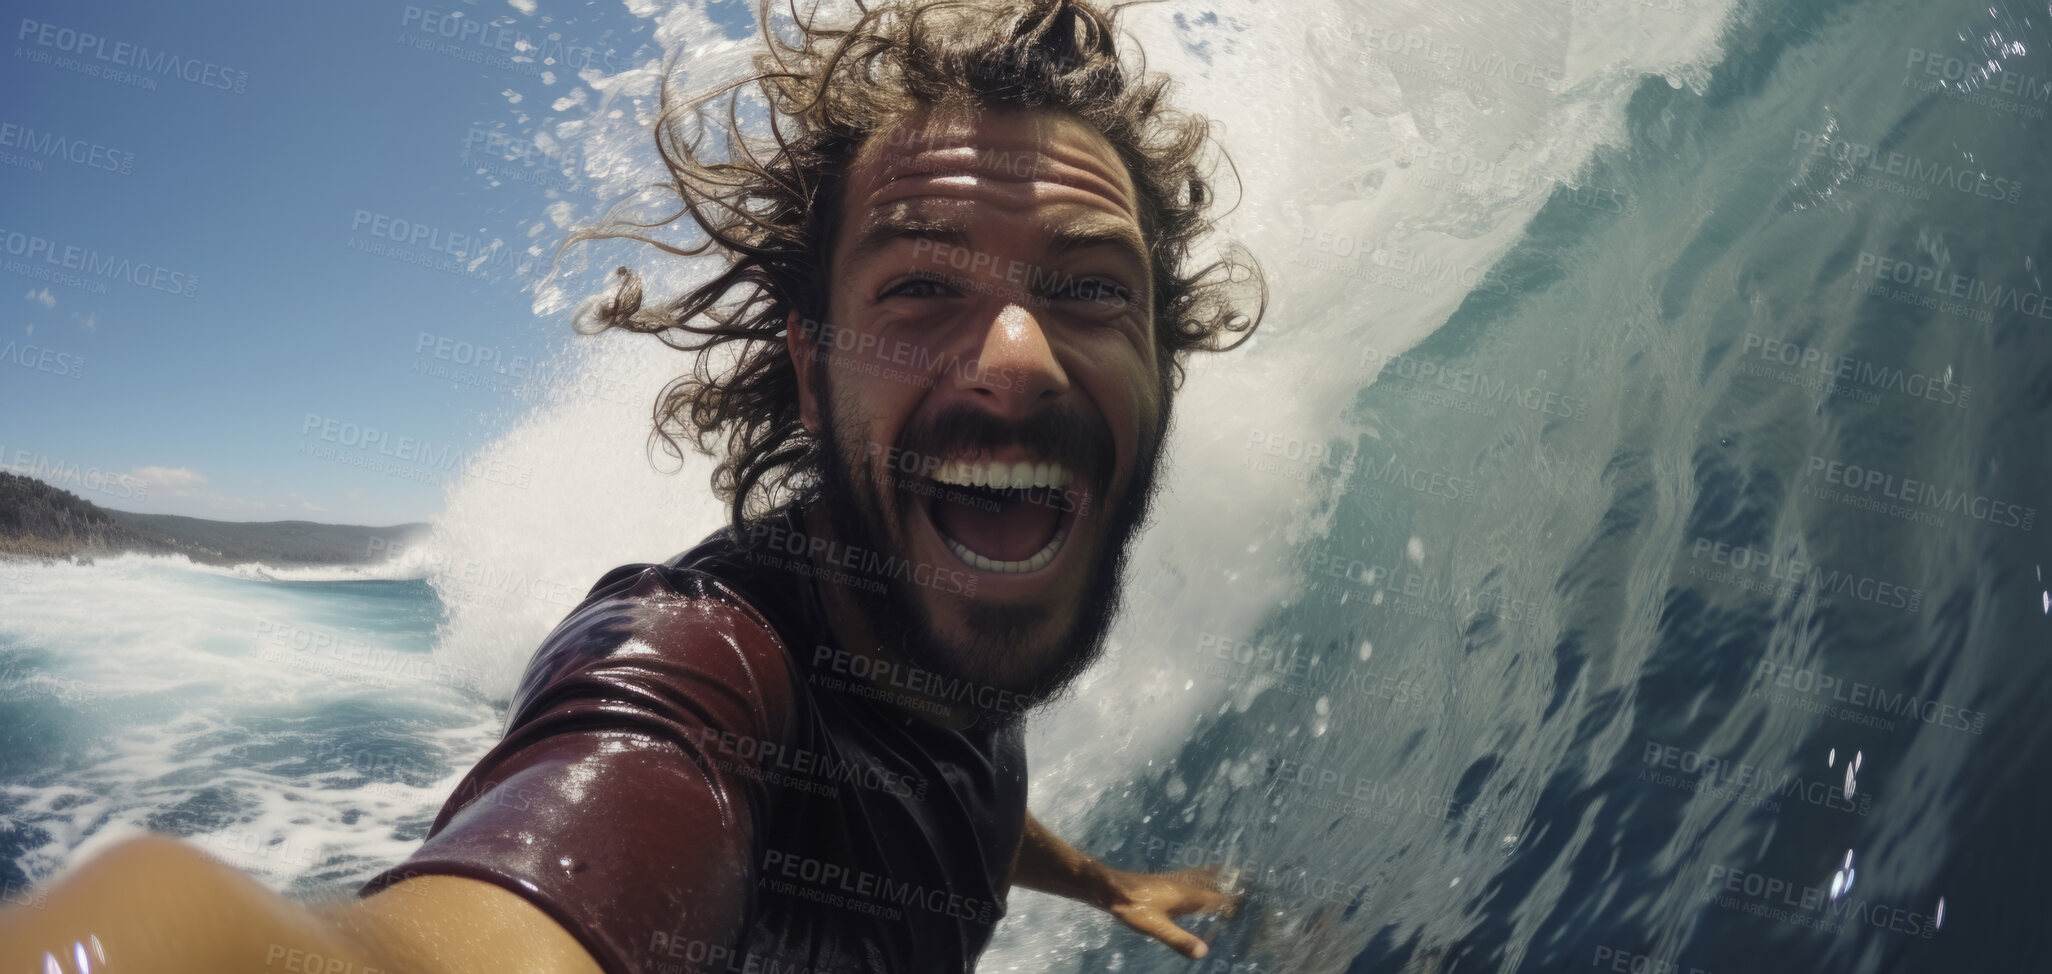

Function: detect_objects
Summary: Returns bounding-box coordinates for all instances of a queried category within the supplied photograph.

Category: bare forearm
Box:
[0,836,397,974]
[1009,814,1239,960]
[1011,813,1117,908]
[0,836,599,974]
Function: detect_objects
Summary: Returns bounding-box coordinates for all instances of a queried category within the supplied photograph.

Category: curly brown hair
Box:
[569,0,1264,531]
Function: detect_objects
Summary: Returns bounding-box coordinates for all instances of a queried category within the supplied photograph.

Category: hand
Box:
[1101,864,1242,960]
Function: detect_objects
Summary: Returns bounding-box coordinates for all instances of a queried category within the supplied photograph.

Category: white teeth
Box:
[942,529,1067,574]
[929,458,1074,489]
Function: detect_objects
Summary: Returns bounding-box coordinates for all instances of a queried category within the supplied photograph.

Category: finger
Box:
[1166,888,1234,919]
[1166,881,1239,918]
[1182,864,1238,896]
[1191,864,1247,916]
[1185,865,1229,892]
[1129,911,1210,959]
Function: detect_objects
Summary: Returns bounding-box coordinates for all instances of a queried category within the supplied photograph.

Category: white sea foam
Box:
[402,0,1740,964]
[0,553,498,890]
[193,558,429,583]
[431,0,1732,792]
[0,0,1745,942]
[3,550,427,583]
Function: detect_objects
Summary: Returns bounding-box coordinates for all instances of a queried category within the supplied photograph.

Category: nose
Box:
[956,302,1067,415]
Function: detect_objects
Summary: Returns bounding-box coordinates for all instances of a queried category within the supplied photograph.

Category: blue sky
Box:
[1,0,755,525]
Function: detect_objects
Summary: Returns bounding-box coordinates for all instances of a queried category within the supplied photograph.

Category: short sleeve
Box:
[360,564,799,974]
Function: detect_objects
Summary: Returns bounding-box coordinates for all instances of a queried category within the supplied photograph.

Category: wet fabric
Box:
[360,508,1030,974]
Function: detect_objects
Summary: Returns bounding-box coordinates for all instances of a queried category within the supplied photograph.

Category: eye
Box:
[883,273,960,299]
[1052,276,1134,310]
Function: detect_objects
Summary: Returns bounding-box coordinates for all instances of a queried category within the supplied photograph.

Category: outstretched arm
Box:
[1010,813,1240,959]
[4,575,789,974]
[0,834,603,974]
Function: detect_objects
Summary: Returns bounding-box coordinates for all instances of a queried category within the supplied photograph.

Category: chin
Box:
[806,385,1169,718]
[923,594,1072,688]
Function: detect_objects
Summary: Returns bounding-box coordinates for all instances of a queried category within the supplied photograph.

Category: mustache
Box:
[896,402,1114,490]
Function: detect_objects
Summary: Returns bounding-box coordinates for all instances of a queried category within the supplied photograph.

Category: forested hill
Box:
[0,471,429,566]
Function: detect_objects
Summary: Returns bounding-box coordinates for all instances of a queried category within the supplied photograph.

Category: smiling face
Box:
[788,105,1172,716]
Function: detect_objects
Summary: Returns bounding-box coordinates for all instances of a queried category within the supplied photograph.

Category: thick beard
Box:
[809,373,1172,727]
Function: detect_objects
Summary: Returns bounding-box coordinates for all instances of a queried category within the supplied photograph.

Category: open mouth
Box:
[920,458,1083,574]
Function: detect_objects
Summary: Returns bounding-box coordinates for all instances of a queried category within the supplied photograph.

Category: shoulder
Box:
[507,561,802,746]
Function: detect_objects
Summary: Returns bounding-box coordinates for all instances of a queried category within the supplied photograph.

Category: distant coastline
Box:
[0,471,429,567]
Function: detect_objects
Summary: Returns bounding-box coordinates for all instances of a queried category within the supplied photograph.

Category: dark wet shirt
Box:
[361,509,1030,974]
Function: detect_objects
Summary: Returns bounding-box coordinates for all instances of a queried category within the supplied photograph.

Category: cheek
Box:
[1079,355,1159,457]
[824,363,917,469]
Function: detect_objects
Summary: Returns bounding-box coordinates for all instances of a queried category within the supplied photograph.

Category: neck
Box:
[799,503,978,731]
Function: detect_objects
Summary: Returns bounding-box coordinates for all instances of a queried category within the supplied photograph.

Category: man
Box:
[0,1,1262,971]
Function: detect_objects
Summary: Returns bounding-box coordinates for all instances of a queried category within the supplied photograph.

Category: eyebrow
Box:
[845,215,973,276]
[842,211,1152,286]
[1047,222,1152,279]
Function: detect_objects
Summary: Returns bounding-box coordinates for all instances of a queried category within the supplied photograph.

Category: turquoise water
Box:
[4,0,2050,971]
[0,560,493,899]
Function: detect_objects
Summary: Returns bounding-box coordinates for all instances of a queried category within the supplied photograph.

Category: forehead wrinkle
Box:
[878,147,1135,216]
[860,109,1139,212]
[842,196,1150,286]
